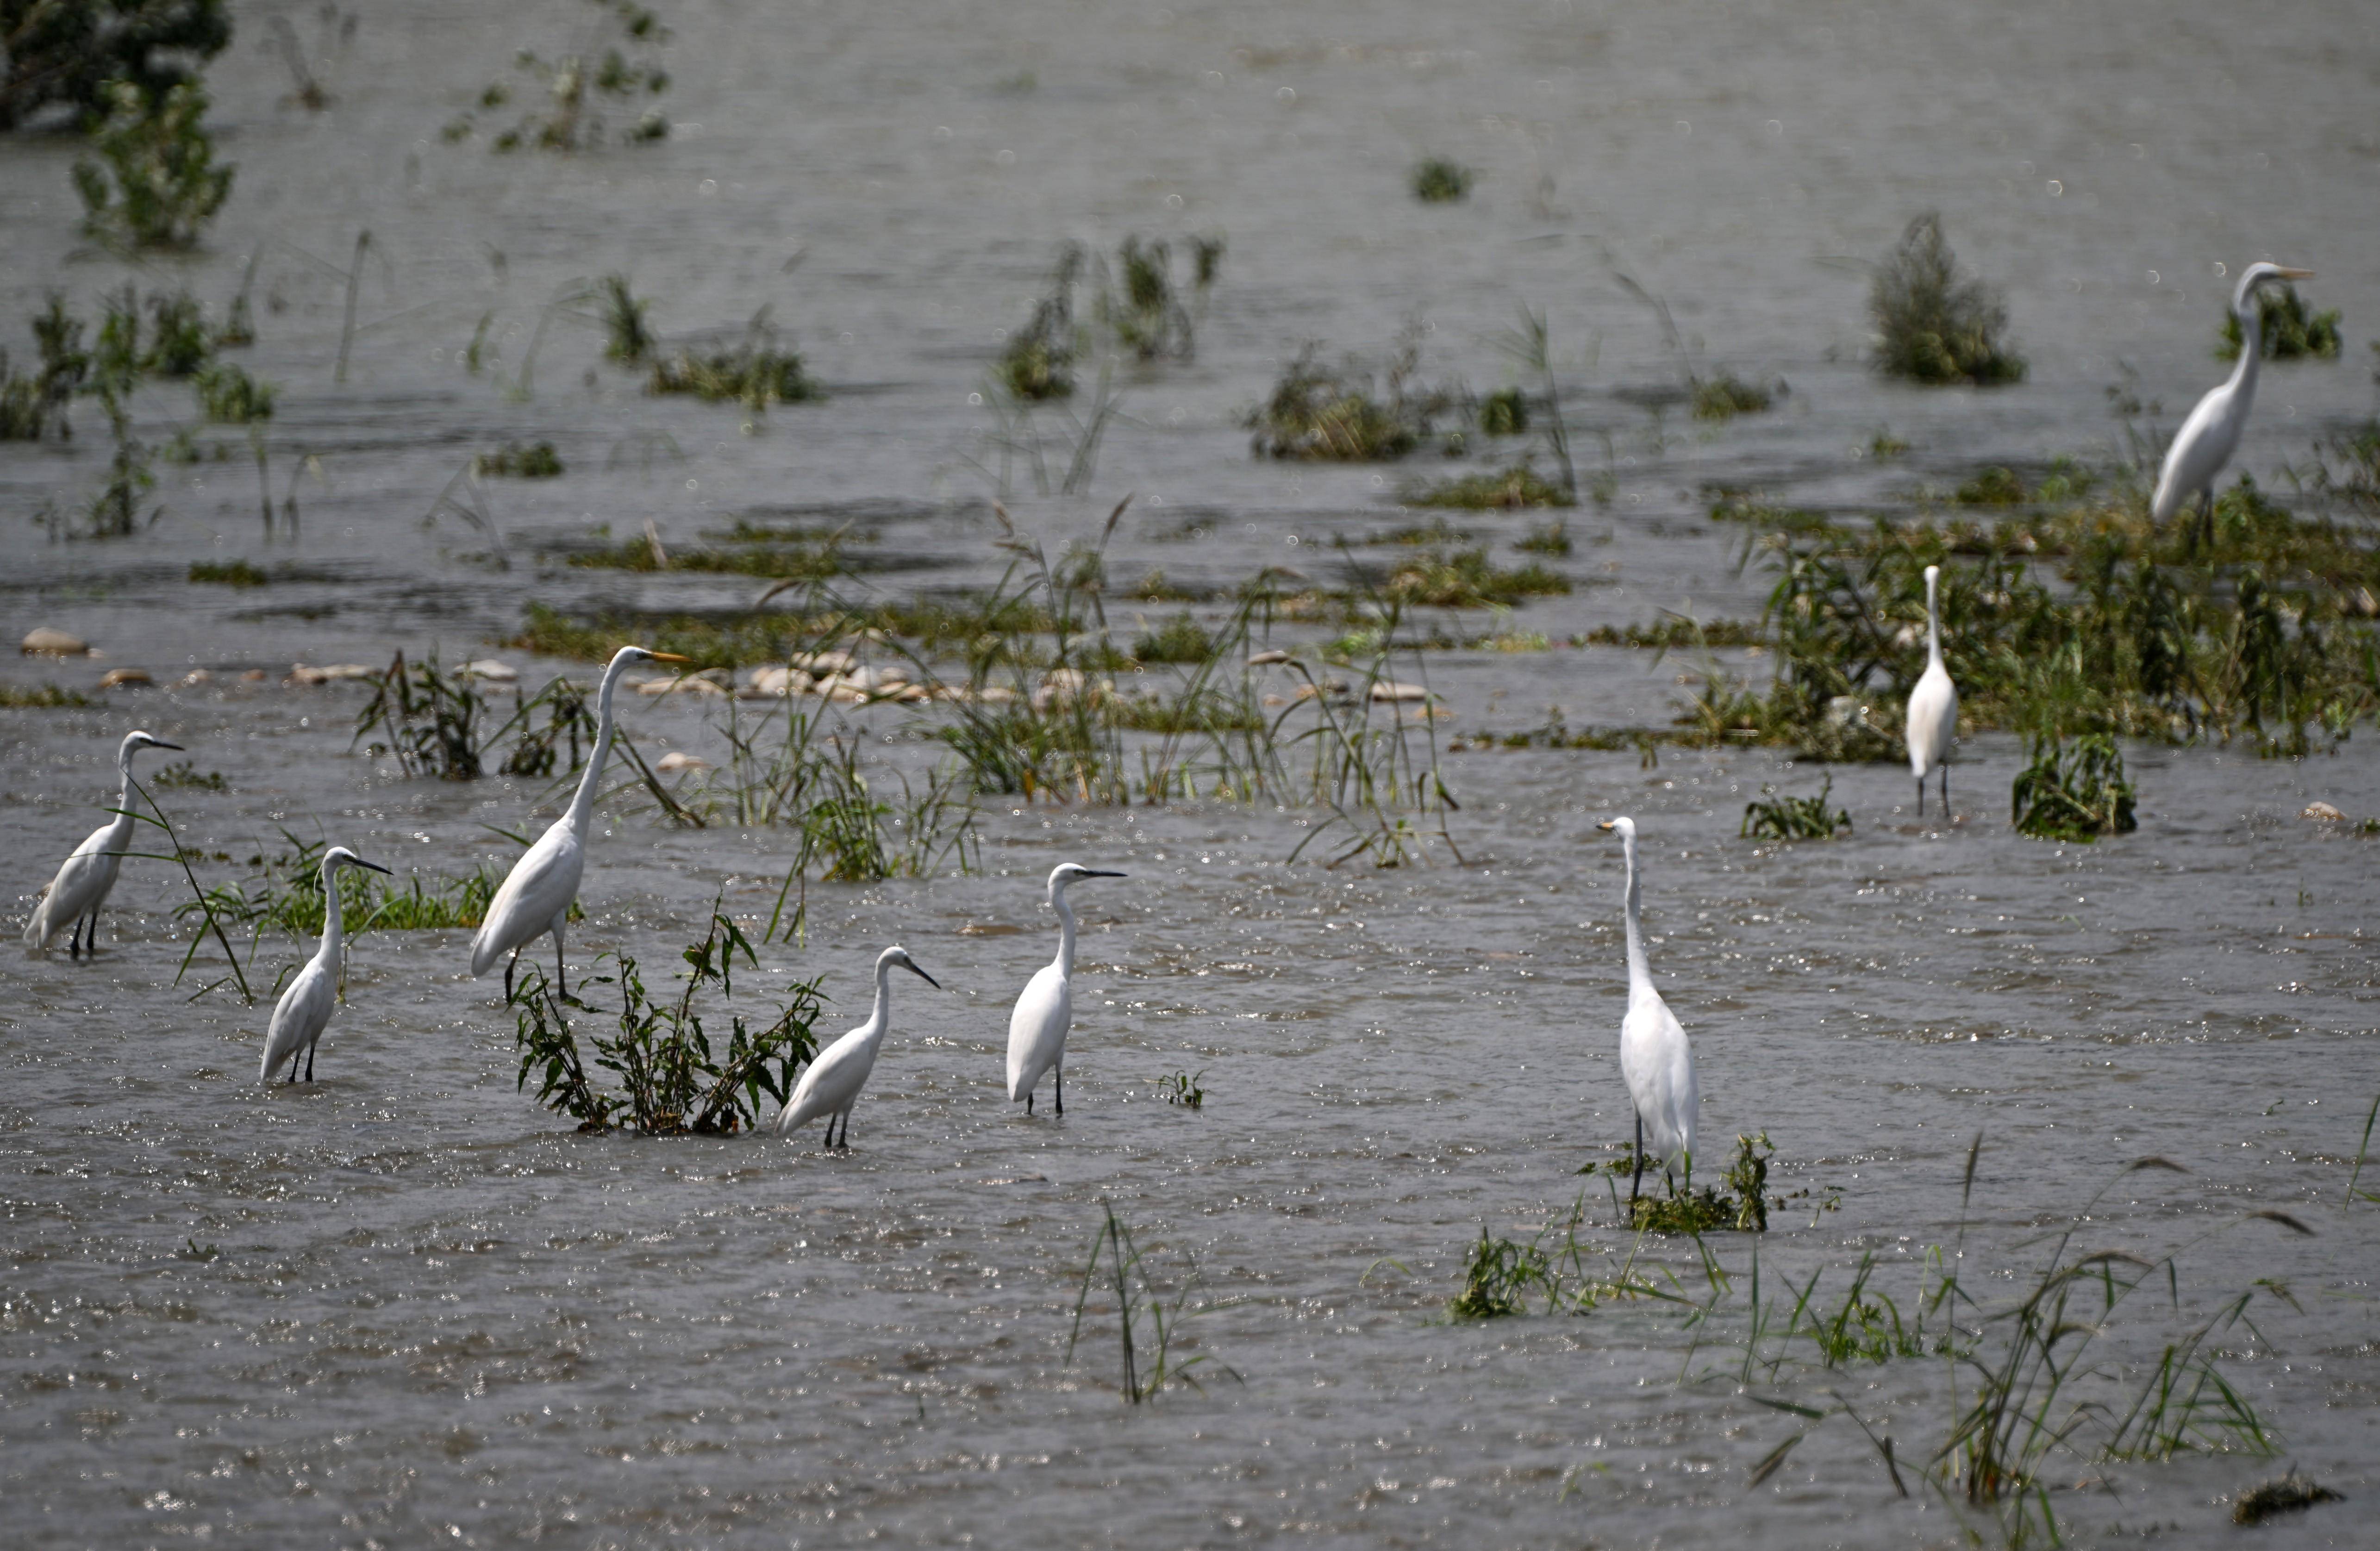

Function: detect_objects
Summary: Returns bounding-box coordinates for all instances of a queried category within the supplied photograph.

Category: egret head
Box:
[1047,862,1126,901]
[1596,816,1637,842]
[320,846,392,878]
[1924,563,1940,586]
[610,643,691,671]
[122,729,185,759]
[878,944,941,989]
[2233,262,2314,311]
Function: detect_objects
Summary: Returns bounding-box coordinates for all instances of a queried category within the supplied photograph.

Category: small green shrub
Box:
[1411,158,1473,202]
[1517,519,1572,556]
[2218,282,2342,362]
[996,245,1081,400]
[72,79,234,250]
[1742,778,1851,841]
[1449,1228,1549,1318]
[649,330,820,409]
[1130,613,1215,664]
[1869,212,2024,386]
[0,0,230,131]
[1626,1134,1775,1233]
[189,558,268,587]
[447,0,670,150]
[596,274,653,363]
[2011,733,2136,841]
[193,360,273,423]
[1691,371,1774,421]
[475,440,563,477]
[142,289,210,375]
[1248,334,1452,461]
[1477,386,1527,436]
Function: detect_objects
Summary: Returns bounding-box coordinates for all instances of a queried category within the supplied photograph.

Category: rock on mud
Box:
[21,628,88,656]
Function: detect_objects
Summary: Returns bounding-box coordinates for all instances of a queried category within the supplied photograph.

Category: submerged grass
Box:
[189,559,268,587]
[1742,778,1850,841]
[1402,461,1574,510]
[2010,733,2136,841]
[475,440,563,477]
[1067,1202,1237,1403]
[1248,328,1456,461]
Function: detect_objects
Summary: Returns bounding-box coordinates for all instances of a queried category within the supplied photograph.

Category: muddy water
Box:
[5,0,2380,1545]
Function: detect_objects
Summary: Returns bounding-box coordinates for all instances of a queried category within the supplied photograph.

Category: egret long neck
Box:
[1925,573,1943,670]
[1051,886,1079,976]
[2226,280,2264,406]
[107,744,139,845]
[1620,835,1652,993]
[862,958,894,1043]
[319,862,347,965]
[565,659,630,831]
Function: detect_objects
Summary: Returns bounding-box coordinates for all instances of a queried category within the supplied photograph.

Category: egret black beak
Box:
[356,858,393,875]
[904,961,943,990]
[1084,869,1128,878]
[153,740,186,752]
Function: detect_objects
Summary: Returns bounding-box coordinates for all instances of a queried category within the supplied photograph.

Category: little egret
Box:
[1006,863,1125,1116]
[24,729,183,956]
[2150,262,2315,546]
[775,945,940,1147]
[260,847,391,1084]
[1906,563,1959,817]
[1596,817,1698,1200]
[469,644,687,997]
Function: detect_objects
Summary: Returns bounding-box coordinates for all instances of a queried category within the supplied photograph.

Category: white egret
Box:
[1006,863,1125,1116]
[1596,817,1698,1200]
[775,945,940,1147]
[260,847,392,1084]
[2150,262,2316,546]
[1906,563,1959,817]
[24,729,183,956]
[469,644,688,997]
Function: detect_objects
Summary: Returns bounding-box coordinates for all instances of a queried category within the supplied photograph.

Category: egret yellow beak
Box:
[2274,267,2315,280]
[648,651,691,664]
[1596,820,1617,833]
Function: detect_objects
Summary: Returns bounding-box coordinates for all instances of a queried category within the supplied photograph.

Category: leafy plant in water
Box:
[1094,235,1211,362]
[1410,157,1473,202]
[996,244,1081,400]
[1155,1069,1205,1108]
[193,360,272,423]
[0,296,90,441]
[72,78,233,250]
[1477,386,1526,436]
[1742,777,1851,841]
[2232,1471,2343,1525]
[0,0,230,131]
[647,317,820,410]
[596,274,653,363]
[509,905,824,1135]
[2218,281,2340,363]
[2010,733,2136,841]
[1247,326,1455,461]
[1403,461,1574,511]
[474,439,562,477]
[178,833,515,939]
[1066,1201,1238,1403]
[1869,212,2024,386]
[447,0,670,150]
[188,558,267,587]
[1449,1228,1552,1319]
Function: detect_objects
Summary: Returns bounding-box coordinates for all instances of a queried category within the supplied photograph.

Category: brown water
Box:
[4,1,2378,1545]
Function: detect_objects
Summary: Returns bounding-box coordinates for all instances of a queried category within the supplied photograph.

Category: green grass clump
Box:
[1098,235,1198,362]
[189,559,269,587]
[476,440,564,477]
[565,529,850,580]
[597,274,654,363]
[649,335,819,409]
[446,0,670,151]
[1247,336,1451,461]
[1377,546,1569,609]
[0,683,94,708]
[1403,462,1574,510]
[1477,386,1527,436]
[1411,158,1473,202]
[0,0,230,132]
[2232,1472,2342,1525]
[1155,1069,1205,1108]
[1953,466,2027,505]
[72,79,233,251]
[2219,282,2341,362]
[1449,1229,1549,1319]
[1516,519,1571,556]
[1691,372,1774,421]
[1742,778,1851,841]
[997,245,1081,400]
[141,290,211,376]
[1869,212,2025,386]
[193,361,273,423]
[1130,613,1216,665]
[1614,1134,1774,1233]
[2011,733,2136,841]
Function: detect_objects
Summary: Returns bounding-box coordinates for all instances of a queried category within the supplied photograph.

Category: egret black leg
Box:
[304,1042,316,1082]
[1025,1089,1034,1115]
[504,948,518,1002]
[554,935,568,1001]
[285,1054,299,1085]
[1630,1112,1645,1205]
[89,907,101,954]
[1055,1065,1064,1118]
[1915,777,1925,818]
[1940,763,1950,814]
[69,913,84,959]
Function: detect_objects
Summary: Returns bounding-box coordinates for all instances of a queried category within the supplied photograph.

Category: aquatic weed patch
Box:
[1248,330,1456,461]
[1402,462,1574,510]
[1869,212,2024,386]
[2010,734,2136,841]
[1742,778,1851,841]
[1068,1202,1237,1403]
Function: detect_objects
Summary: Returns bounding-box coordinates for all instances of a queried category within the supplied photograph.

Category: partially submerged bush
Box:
[1097,235,1205,361]
[1742,778,1850,841]
[0,296,89,442]
[996,245,1081,400]
[189,558,267,586]
[2011,733,2136,841]
[72,78,233,250]
[1692,371,1774,421]
[193,360,272,423]
[1411,157,1473,203]
[1403,462,1573,510]
[1477,386,1527,436]
[475,440,563,477]
[1869,212,2024,386]
[649,326,821,410]
[1249,332,1454,461]
[0,0,231,131]
[596,274,654,364]
[2218,281,2341,362]
[446,0,670,150]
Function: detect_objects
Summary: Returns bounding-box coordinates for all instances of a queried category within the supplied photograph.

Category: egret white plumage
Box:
[2150,262,2316,546]
[1006,863,1125,1116]
[260,847,391,1084]
[1596,817,1698,1199]
[1906,563,1959,817]
[775,945,939,1147]
[469,644,687,997]
[24,729,183,956]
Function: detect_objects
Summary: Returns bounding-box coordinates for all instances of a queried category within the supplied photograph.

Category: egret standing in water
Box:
[1006,863,1125,1116]
[469,644,687,997]
[1906,563,1959,818]
[1596,817,1698,1201]
[775,945,940,1148]
[24,729,183,956]
[2150,262,2316,547]
[260,847,391,1084]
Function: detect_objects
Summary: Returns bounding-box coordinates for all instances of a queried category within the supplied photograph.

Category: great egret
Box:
[260,847,391,1084]
[469,644,687,997]
[24,729,183,956]
[1906,563,1959,817]
[1006,863,1125,1116]
[775,945,940,1147]
[2150,261,2316,545]
[1596,817,1698,1200]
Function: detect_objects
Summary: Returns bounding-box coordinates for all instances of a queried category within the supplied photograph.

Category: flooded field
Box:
[4,1,2378,1545]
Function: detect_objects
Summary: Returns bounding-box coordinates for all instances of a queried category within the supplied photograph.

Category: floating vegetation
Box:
[1410,157,1473,203]
[566,524,847,579]
[1477,386,1527,436]
[193,361,273,423]
[1869,212,2025,386]
[2219,281,2341,363]
[1619,1134,1775,1234]
[1449,1228,1550,1320]
[1516,519,1571,556]
[1248,329,1455,461]
[648,321,820,410]
[1403,461,1574,510]
[72,79,234,250]
[1692,371,1775,422]
[596,274,654,364]
[1742,778,1851,841]
[189,559,268,587]
[0,0,230,131]
[2232,1471,2342,1525]
[1155,1069,1206,1108]
[2011,733,2136,841]
[448,0,670,150]
[475,440,564,477]
[509,907,824,1136]
[1374,545,1569,609]
[1067,1202,1236,1403]
[0,683,94,708]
